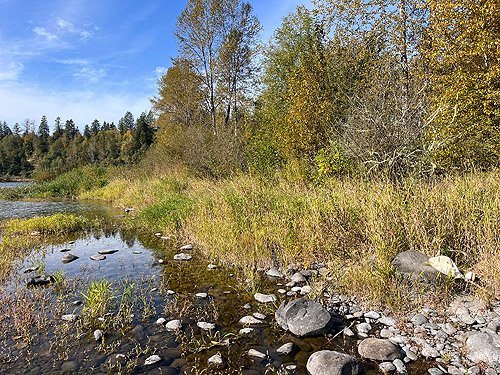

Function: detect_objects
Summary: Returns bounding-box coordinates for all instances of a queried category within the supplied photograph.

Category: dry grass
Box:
[84,169,500,309]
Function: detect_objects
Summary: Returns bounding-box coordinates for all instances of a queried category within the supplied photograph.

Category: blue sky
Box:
[0,0,311,130]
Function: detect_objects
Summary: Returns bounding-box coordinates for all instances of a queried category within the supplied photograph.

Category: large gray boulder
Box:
[357,338,403,361]
[275,298,332,337]
[465,332,500,364]
[392,250,441,283]
[306,350,364,375]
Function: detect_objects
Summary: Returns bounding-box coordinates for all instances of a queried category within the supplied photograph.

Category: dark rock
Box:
[358,338,403,361]
[26,274,55,287]
[306,350,364,375]
[392,250,441,283]
[62,253,79,264]
[98,249,119,255]
[275,298,332,337]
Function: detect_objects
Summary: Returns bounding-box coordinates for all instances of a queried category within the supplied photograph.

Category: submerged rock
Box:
[98,249,119,255]
[194,292,208,299]
[306,350,364,375]
[358,338,403,361]
[248,349,266,359]
[208,354,225,369]
[90,255,106,261]
[145,355,162,366]
[26,274,55,287]
[275,298,332,337]
[276,342,295,355]
[62,253,79,264]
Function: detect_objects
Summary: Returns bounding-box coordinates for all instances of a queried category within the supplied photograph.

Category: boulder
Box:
[392,250,441,283]
[275,298,332,337]
[358,338,403,361]
[465,332,500,364]
[306,350,364,375]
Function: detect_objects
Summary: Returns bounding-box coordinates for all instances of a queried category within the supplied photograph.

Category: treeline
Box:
[150,0,500,180]
[0,112,154,179]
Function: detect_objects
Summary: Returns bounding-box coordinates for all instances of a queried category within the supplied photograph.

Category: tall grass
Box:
[54,168,500,308]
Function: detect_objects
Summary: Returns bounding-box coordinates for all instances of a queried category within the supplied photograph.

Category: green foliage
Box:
[313,142,344,179]
[82,280,115,327]
[137,194,194,232]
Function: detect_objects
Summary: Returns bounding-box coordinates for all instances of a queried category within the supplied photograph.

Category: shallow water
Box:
[0,200,431,375]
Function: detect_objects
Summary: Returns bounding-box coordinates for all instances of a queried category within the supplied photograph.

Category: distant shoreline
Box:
[0,176,32,183]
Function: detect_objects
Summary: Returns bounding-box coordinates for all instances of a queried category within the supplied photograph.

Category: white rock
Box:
[276,342,294,355]
[197,322,215,331]
[365,311,381,319]
[428,256,462,278]
[207,264,217,269]
[166,290,175,296]
[300,285,311,295]
[253,312,266,320]
[239,327,255,335]
[195,292,208,299]
[278,289,286,294]
[145,355,162,366]
[356,322,372,334]
[207,354,225,369]
[165,319,182,331]
[180,244,193,250]
[254,293,277,304]
[379,362,396,373]
[248,349,266,359]
[379,317,397,326]
[61,314,77,322]
[266,267,283,278]
[93,329,104,341]
[239,316,264,325]
[173,253,192,261]
[156,318,166,325]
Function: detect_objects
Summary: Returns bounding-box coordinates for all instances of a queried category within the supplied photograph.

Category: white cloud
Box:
[155,66,168,78]
[33,27,57,41]
[0,61,24,81]
[73,67,106,83]
[56,17,74,31]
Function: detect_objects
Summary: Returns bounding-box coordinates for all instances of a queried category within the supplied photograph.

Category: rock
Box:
[61,314,77,322]
[428,368,444,375]
[26,274,54,287]
[243,303,252,310]
[207,264,217,269]
[411,314,429,326]
[356,323,372,334]
[62,253,79,264]
[145,355,162,366]
[239,316,265,325]
[197,322,215,331]
[278,289,287,294]
[465,332,500,364]
[306,350,364,375]
[90,255,106,261]
[276,342,295,355]
[207,354,225,370]
[156,318,166,325]
[24,266,39,273]
[253,312,266,320]
[165,320,182,331]
[393,359,406,373]
[166,290,175,296]
[275,298,332,337]
[379,362,396,373]
[365,311,381,319]
[195,292,208,299]
[254,293,277,304]
[464,271,476,282]
[239,327,255,335]
[301,285,311,295]
[155,233,162,237]
[94,329,104,341]
[456,306,476,325]
[344,327,355,337]
[61,361,79,372]
[267,267,283,278]
[133,251,142,254]
[60,248,71,252]
[379,317,397,327]
[248,349,266,359]
[358,338,403,361]
[392,250,441,283]
[290,272,307,284]
[98,249,119,255]
[421,345,439,358]
[428,255,462,278]
[107,353,127,366]
[173,253,192,261]
[180,244,193,250]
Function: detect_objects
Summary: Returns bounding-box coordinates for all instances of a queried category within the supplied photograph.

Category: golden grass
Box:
[84,170,500,309]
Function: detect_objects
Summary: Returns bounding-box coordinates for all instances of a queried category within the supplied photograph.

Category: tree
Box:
[65,119,78,140]
[151,58,206,128]
[423,0,500,171]
[118,112,134,136]
[91,119,101,136]
[175,0,260,134]
[83,124,91,139]
[13,123,21,135]
[53,117,64,140]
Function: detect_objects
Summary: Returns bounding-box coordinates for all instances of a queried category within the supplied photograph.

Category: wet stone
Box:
[197,322,215,331]
[90,254,106,261]
[208,354,225,369]
[145,355,162,366]
[306,350,364,375]
[165,320,182,331]
[173,253,192,261]
[248,349,266,359]
[239,315,264,326]
[98,249,119,255]
[26,274,54,287]
[276,342,295,355]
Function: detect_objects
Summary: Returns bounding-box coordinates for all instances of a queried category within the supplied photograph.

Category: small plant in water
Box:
[82,280,115,328]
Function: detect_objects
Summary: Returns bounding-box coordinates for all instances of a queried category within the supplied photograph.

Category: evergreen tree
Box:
[91,119,101,136]
[118,112,134,136]
[83,124,91,139]
[65,119,78,139]
[53,117,64,140]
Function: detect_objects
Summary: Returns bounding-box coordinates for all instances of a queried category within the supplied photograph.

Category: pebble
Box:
[393,358,406,373]
[428,368,444,375]
[173,253,192,261]
[195,292,208,299]
[254,293,277,304]
[207,354,225,369]
[253,312,266,320]
[365,311,381,319]
[145,355,162,366]
[239,327,255,335]
[93,329,104,341]
[90,255,106,261]
[379,317,397,326]
[276,342,294,355]
[412,314,429,326]
[379,362,396,373]
[207,264,217,269]
[165,320,182,331]
[278,289,286,294]
[356,322,372,334]
[156,318,166,325]
[248,349,266,359]
[239,316,264,325]
[180,244,193,250]
[197,322,215,331]
[166,290,175,296]
[61,314,77,322]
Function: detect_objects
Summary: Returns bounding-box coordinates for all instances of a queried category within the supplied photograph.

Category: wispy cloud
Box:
[73,67,106,83]
[0,61,24,81]
[33,27,58,41]
[56,17,93,40]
